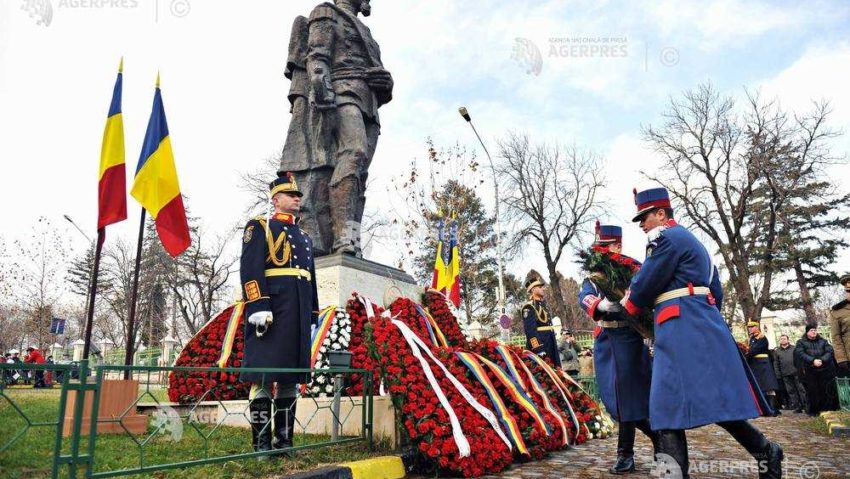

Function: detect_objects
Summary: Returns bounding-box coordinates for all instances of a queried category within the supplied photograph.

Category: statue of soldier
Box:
[281,0,393,256]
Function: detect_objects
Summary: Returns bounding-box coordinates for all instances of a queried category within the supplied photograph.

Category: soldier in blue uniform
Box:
[522,277,561,368]
[240,172,319,457]
[578,223,656,474]
[747,320,781,415]
[620,187,782,479]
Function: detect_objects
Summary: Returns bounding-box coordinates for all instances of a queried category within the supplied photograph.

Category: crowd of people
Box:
[3,346,55,388]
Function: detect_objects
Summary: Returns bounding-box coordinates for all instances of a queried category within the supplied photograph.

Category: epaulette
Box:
[833,299,850,311]
[521,301,534,310]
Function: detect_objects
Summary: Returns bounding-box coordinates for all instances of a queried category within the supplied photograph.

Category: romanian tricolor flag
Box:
[444,221,461,307]
[431,218,448,290]
[430,217,462,308]
[97,58,127,231]
[130,73,190,257]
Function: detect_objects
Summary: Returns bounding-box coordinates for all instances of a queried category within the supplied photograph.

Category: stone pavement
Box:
[411,414,850,478]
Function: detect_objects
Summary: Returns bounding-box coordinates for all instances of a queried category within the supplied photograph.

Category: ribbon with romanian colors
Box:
[309,305,339,366]
[524,351,581,438]
[414,303,449,348]
[475,354,551,436]
[390,316,512,455]
[496,345,568,445]
[455,351,528,456]
[216,302,245,368]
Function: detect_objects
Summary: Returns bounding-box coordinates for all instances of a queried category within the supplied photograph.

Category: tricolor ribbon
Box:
[456,352,528,456]
[509,349,570,446]
[524,351,581,438]
[309,305,338,367]
[216,302,245,368]
[390,316,512,455]
[415,303,448,348]
[475,354,551,436]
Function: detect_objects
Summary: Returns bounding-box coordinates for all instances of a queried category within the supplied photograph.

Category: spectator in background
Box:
[794,324,839,416]
[773,334,807,413]
[746,321,782,416]
[24,346,46,388]
[830,273,850,378]
[558,329,582,376]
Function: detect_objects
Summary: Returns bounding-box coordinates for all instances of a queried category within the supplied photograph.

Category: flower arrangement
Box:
[368,304,513,477]
[167,304,251,404]
[559,371,615,439]
[304,307,353,397]
[345,293,385,396]
[423,289,469,349]
[578,245,654,339]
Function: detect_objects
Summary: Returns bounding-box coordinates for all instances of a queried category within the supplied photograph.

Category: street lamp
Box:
[64,214,96,344]
[458,106,509,342]
[64,214,93,243]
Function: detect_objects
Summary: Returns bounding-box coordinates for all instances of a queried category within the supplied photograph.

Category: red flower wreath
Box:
[167,305,251,404]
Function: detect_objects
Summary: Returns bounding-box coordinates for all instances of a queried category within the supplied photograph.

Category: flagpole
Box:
[123,207,146,379]
[82,228,105,360]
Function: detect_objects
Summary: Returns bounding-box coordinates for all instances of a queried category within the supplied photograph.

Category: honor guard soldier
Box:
[578,222,656,474]
[240,172,319,458]
[830,274,850,378]
[621,187,782,479]
[747,320,782,414]
[522,277,561,368]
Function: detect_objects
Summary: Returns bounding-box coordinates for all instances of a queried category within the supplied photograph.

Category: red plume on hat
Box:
[633,188,638,205]
[595,219,601,235]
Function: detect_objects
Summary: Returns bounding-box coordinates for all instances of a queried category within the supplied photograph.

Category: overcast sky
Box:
[1,0,849,301]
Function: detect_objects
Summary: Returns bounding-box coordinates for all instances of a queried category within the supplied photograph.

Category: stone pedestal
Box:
[315,253,422,308]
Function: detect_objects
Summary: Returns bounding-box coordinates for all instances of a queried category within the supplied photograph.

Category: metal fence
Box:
[838,378,850,412]
[0,361,373,478]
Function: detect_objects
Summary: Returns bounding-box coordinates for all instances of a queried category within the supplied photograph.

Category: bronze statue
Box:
[281,0,393,256]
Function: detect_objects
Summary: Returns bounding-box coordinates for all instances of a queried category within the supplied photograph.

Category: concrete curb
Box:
[820,411,850,438]
[279,456,405,479]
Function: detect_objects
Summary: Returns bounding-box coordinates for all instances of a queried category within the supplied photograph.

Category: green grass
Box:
[1,388,390,479]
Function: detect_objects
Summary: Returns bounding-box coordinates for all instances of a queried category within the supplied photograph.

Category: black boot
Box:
[610,421,636,474]
[635,419,659,460]
[718,421,782,479]
[273,397,297,450]
[655,429,689,478]
[249,397,273,460]
[770,396,782,416]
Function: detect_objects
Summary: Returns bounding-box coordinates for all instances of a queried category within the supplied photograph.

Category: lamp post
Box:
[458,107,509,342]
[63,214,95,349]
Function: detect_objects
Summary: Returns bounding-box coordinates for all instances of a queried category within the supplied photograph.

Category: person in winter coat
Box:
[557,329,582,376]
[773,334,806,413]
[830,273,850,378]
[794,325,839,416]
[24,346,46,388]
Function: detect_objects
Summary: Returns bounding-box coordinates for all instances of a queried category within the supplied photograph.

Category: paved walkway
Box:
[412,413,850,478]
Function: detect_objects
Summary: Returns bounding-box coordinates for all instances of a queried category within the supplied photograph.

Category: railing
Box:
[837,377,850,412]
[575,375,601,403]
[0,361,374,478]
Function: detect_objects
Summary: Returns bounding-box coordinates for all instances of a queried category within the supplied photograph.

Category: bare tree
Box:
[643,84,845,322]
[12,218,68,350]
[165,228,237,336]
[497,132,605,319]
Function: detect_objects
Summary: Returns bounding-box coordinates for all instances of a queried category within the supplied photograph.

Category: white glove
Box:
[597,298,622,313]
[248,311,273,327]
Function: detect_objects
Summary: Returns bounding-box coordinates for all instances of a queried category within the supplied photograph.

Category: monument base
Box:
[314,253,422,307]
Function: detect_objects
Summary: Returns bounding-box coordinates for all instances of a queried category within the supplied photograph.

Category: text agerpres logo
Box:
[20,0,190,27]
